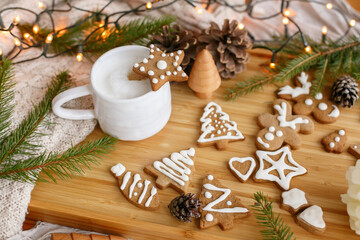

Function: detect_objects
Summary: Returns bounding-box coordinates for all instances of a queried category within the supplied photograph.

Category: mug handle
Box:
[52,84,96,120]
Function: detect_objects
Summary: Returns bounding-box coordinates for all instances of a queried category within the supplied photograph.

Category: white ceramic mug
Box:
[52,45,172,141]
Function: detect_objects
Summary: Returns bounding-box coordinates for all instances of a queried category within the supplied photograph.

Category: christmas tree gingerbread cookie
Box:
[321,129,347,153]
[144,148,195,194]
[111,163,160,210]
[199,175,250,230]
[256,99,314,151]
[133,44,188,91]
[198,102,245,150]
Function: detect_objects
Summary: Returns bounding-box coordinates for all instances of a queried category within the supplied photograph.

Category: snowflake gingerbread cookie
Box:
[278,72,340,124]
[133,44,188,91]
[144,147,195,193]
[254,146,307,190]
[198,102,245,150]
[111,163,160,210]
[199,175,250,230]
[256,99,314,151]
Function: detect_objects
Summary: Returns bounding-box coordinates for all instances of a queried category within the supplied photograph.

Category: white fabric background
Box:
[0,0,359,239]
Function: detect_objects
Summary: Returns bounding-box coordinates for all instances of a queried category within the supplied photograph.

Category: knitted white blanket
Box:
[0,0,358,239]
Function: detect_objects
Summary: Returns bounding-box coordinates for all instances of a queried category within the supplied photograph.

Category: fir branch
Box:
[0,136,116,183]
[311,54,329,94]
[252,192,295,240]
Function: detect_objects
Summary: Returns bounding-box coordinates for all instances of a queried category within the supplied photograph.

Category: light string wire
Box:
[0,0,357,66]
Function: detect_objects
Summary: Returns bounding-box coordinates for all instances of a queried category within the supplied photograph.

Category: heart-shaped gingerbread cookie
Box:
[228,157,256,182]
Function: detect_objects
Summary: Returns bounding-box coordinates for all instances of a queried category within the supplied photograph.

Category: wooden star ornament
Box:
[132,44,188,91]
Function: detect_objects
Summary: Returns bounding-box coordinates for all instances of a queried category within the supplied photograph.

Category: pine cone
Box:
[150,25,198,72]
[197,19,252,79]
[331,75,359,108]
[168,193,201,222]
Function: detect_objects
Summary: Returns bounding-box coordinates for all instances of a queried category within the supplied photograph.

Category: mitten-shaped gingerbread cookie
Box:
[144,148,195,193]
[199,175,250,230]
[321,129,346,153]
[256,99,314,151]
[111,163,160,210]
[198,102,245,150]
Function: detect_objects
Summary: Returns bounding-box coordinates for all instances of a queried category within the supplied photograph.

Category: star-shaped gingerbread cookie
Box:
[133,44,188,91]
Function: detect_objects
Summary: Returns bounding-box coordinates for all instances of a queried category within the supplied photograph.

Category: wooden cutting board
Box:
[27,50,360,240]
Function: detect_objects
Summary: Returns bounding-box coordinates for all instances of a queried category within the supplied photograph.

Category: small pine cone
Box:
[197,19,252,79]
[150,25,199,72]
[331,75,359,108]
[168,193,202,223]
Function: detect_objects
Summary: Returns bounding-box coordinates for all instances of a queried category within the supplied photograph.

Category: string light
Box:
[146,2,152,9]
[37,1,46,10]
[13,16,20,25]
[23,33,30,39]
[14,38,21,46]
[195,6,204,15]
[283,9,291,16]
[304,46,312,53]
[326,3,333,9]
[33,24,39,34]
[321,26,328,35]
[350,19,356,27]
[57,29,66,37]
[282,17,289,25]
[269,62,276,69]
[76,52,83,62]
[237,23,245,30]
[0,48,2,56]
[45,34,53,44]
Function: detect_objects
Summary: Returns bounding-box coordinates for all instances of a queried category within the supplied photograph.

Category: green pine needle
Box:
[252,192,295,240]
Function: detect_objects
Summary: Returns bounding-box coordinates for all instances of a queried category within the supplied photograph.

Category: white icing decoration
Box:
[153,148,195,186]
[298,205,326,229]
[129,174,141,198]
[318,103,328,111]
[166,71,171,76]
[207,175,214,180]
[111,163,126,177]
[255,146,307,190]
[137,182,143,188]
[177,50,182,55]
[157,60,167,70]
[315,93,323,100]
[274,102,309,130]
[138,180,150,204]
[145,187,157,207]
[228,157,256,182]
[149,54,154,59]
[173,62,178,67]
[173,71,177,75]
[305,98,313,106]
[170,53,174,56]
[156,48,160,51]
[257,137,269,148]
[226,201,232,206]
[202,183,249,213]
[177,66,182,71]
[148,70,154,76]
[175,55,179,61]
[134,63,139,68]
[152,78,158,84]
[143,58,148,63]
[160,75,165,80]
[354,145,358,149]
[282,188,308,210]
[161,53,166,57]
[328,105,340,118]
[339,130,345,136]
[134,192,138,196]
[335,137,340,142]
[217,130,221,134]
[278,72,311,98]
[181,72,186,77]
[205,213,213,222]
[121,172,131,190]
[150,44,154,48]
[140,66,145,72]
[276,130,283,137]
[205,191,212,199]
[265,132,274,141]
[198,102,244,143]
[269,126,275,132]
[329,142,335,148]
[150,49,154,53]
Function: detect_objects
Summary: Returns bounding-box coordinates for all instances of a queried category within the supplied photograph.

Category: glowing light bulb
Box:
[305,46,312,53]
[195,6,203,15]
[0,48,2,56]
[283,9,291,16]
[33,24,39,34]
[14,38,21,46]
[326,3,333,9]
[37,1,46,10]
[13,16,20,25]
[237,23,245,30]
[76,53,83,62]
[101,30,108,40]
[146,2,152,9]
[321,26,328,35]
[350,19,356,27]
[23,33,30,39]
[45,34,53,44]
[269,62,276,69]
[282,17,289,25]
[57,29,66,37]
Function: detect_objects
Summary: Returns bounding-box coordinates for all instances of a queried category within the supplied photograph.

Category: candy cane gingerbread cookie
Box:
[256,99,314,151]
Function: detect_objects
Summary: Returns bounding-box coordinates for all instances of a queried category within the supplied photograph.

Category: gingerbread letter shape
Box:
[281,188,308,214]
[228,157,256,182]
[133,44,188,91]
[296,205,326,235]
[111,163,160,210]
[256,99,314,151]
[254,146,307,190]
[200,175,249,230]
[144,148,195,193]
[198,102,245,150]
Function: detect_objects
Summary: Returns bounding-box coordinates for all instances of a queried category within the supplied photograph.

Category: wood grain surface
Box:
[26,47,360,240]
